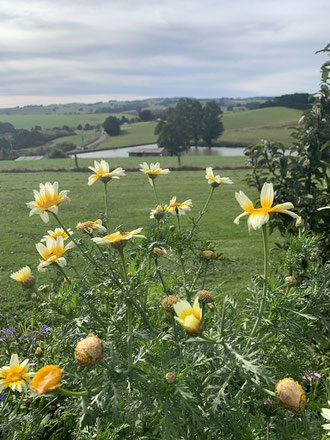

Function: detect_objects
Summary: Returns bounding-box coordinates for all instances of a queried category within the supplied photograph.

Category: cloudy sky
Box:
[0,0,329,107]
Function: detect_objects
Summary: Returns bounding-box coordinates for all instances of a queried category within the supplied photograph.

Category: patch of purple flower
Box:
[302,371,322,382]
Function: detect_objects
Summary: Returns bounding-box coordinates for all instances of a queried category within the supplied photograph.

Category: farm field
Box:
[0,166,283,326]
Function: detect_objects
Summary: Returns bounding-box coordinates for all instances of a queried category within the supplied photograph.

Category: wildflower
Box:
[0,354,33,392]
[205,167,233,187]
[161,295,181,314]
[140,162,170,185]
[88,160,125,186]
[36,236,74,272]
[75,334,104,366]
[0,393,6,402]
[153,247,166,257]
[10,266,35,289]
[92,228,145,250]
[201,250,216,260]
[30,365,62,395]
[284,276,298,285]
[196,290,214,304]
[302,371,322,382]
[38,284,49,293]
[275,378,306,411]
[164,372,176,384]
[26,182,69,223]
[0,327,15,340]
[321,401,330,433]
[295,216,304,228]
[41,227,73,242]
[150,205,168,220]
[234,182,298,231]
[168,197,192,216]
[35,347,43,356]
[173,297,203,336]
[76,219,106,234]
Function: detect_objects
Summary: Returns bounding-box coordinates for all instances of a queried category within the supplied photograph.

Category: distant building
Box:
[129,147,168,157]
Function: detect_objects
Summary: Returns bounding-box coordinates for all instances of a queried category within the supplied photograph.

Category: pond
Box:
[71,144,245,158]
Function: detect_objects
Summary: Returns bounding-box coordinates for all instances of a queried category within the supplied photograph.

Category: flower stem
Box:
[118,248,133,370]
[189,262,204,296]
[176,212,181,230]
[55,263,71,285]
[189,186,215,238]
[152,179,160,205]
[248,223,269,343]
[51,213,100,271]
[55,386,101,397]
[154,258,168,293]
[103,182,110,231]
[201,261,209,289]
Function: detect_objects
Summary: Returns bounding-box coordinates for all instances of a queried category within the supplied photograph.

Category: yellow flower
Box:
[150,205,168,219]
[36,236,75,271]
[173,297,203,336]
[234,182,298,231]
[275,377,306,411]
[88,160,125,185]
[92,228,145,250]
[41,227,73,242]
[205,167,233,187]
[30,365,62,395]
[10,266,35,288]
[76,219,106,234]
[140,162,170,185]
[0,354,33,392]
[26,182,70,223]
[168,197,192,216]
[321,401,330,433]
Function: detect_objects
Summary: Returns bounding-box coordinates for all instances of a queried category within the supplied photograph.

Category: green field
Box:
[0,165,285,325]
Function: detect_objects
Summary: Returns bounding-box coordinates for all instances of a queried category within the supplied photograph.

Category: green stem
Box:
[202,261,209,289]
[176,212,181,230]
[103,182,110,231]
[118,248,133,370]
[12,392,25,416]
[152,179,160,205]
[189,262,204,296]
[55,263,71,285]
[51,212,101,271]
[248,223,269,343]
[154,258,168,293]
[55,386,101,397]
[189,186,215,238]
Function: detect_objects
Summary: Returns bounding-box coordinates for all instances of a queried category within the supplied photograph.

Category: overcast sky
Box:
[0,0,329,107]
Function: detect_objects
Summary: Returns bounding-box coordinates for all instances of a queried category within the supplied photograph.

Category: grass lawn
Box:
[0,167,284,326]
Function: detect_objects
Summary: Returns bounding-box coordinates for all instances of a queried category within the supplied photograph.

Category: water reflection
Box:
[72,144,245,159]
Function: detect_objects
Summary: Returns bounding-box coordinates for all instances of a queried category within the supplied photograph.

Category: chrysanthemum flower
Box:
[88,160,125,186]
[92,228,145,250]
[321,401,330,433]
[150,205,168,220]
[36,236,75,271]
[0,354,33,392]
[168,197,192,216]
[205,167,233,187]
[76,219,106,234]
[140,162,170,185]
[173,297,203,336]
[26,182,70,223]
[41,228,73,242]
[234,182,298,231]
[30,365,62,395]
[10,266,35,288]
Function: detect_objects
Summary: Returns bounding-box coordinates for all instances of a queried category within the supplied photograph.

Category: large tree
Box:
[201,101,224,147]
[175,98,203,146]
[155,107,190,166]
[102,116,121,136]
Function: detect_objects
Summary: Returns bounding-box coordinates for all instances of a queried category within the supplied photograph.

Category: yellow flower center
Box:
[1,365,29,386]
[36,194,65,210]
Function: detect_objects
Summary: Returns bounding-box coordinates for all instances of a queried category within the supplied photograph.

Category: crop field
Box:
[0,165,283,325]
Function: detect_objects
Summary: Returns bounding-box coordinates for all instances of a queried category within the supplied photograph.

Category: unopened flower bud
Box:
[161,295,181,314]
[201,250,216,260]
[23,275,35,289]
[196,290,214,304]
[295,216,304,228]
[154,207,165,220]
[35,347,43,356]
[275,378,306,411]
[285,276,298,285]
[164,372,176,384]
[75,333,104,367]
[153,247,166,257]
[169,225,176,232]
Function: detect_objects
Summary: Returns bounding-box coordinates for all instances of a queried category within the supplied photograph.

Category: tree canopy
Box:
[102,116,121,136]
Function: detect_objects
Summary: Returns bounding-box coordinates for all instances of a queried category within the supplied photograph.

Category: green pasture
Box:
[222,107,301,129]
[0,112,132,130]
[98,121,158,148]
[0,167,285,324]
[0,154,247,171]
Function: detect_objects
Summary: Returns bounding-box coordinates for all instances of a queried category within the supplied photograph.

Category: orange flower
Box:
[30,365,62,395]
